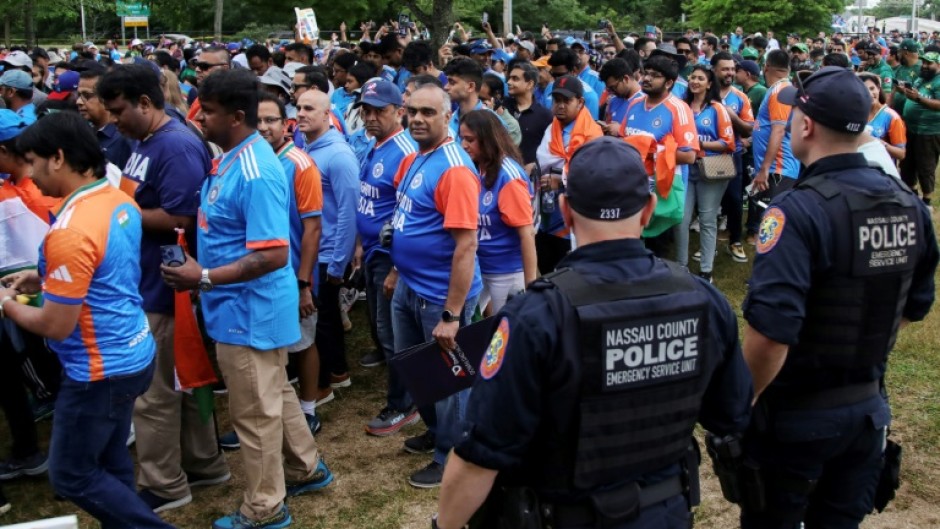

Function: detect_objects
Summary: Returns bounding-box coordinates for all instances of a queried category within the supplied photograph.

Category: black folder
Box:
[389,317,496,408]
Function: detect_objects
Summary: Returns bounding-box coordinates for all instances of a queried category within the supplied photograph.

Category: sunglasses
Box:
[194,62,226,71]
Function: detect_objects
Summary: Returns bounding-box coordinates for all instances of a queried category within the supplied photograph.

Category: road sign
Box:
[116,1,150,17]
[124,16,149,27]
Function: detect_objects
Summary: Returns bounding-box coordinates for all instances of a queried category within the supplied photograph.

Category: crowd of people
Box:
[0,17,937,529]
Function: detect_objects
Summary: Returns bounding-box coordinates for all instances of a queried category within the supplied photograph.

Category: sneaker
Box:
[213,381,228,395]
[0,488,9,514]
[316,388,335,405]
[728,243,747,263]
[32,400,54,422]
[359,349,386,368]
[219,430,240,450]
[690,218,700,232]
[692,250,702,262]
[403,430,436,455]
[698,271,713,284]
[305,412,322,435]
[357,290,367,301]
[126,423,136,447]
[366,406,420,437]
[286,458,334,497]
[745,233,758,246]
[0,452,48,480]
[339,287,359,312]
[212,504,291,529]
[329,373,351,388]
[718,215,727,232]
[187,471,232,488]
[408,461,443,489]
[138,489,192,514]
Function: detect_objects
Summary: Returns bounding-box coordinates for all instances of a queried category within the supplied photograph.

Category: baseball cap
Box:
[469,42,495,55]
[532,55,551,69]
[83,41,95,48]
[855,41,881,55]
[899,38,920,53]
[1,50,32,69]
[354,79,402,108]
[551,74,584,99]
[565,137,649,220]
[922,51,940,63]
[258,66,292,98]
[0,109,35,142]
[736,60,761,77]
[648,42,687,69]
[741,47,760,60]
[0,70,33,90]
[227,42,241,53]
[518,41,535,54]
[790,43,809,53]
[778,66,869,135]
[570,39,589,50]
[130,38,143,47]
[47,70,79,100]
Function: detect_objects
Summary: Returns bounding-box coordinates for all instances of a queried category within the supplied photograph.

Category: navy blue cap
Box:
[565,137,649,220]
[354,79,403,108]
[469,42,495,55]
[736,60,760,77]
[0,109,35,142]
[778,66,869,134]
[551,74,584,99]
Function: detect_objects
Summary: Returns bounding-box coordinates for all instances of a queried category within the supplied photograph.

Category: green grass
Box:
[2,213,939,528]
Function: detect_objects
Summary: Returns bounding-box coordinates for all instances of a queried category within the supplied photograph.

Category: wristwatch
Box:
[441,309,458,323]
[199,268,214,292]
[297,279,312,290]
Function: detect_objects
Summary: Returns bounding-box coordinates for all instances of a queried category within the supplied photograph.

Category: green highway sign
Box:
[116,1,151,17]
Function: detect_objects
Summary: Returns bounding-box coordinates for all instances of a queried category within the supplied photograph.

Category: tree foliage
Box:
[686,0,849,36]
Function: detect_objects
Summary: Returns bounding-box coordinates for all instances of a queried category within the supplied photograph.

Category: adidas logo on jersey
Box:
[50,266,73,283]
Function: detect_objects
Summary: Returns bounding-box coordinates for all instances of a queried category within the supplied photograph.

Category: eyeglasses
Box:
[603,51,616,57]
[259,117,283,124]
[194,62,226,71]
[676,48,693,55]
[77,91,97,101]
[292,83,311,91]
[642,71,665,80]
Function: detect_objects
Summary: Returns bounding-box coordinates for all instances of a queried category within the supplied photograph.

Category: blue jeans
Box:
[676,164,730,274]
[391,280,477,465]
[49,361,175,529]
[365,252,410,411]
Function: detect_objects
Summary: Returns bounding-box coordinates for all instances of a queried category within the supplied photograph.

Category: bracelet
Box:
[0,295,13,319]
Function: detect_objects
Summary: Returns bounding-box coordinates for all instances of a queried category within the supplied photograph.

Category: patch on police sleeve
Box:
[480,318,509,380]
[756,207,786,255]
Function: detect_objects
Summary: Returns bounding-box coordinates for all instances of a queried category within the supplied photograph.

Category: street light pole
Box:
[80,0,87,41]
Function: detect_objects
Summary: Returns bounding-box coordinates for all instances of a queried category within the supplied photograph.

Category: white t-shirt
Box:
[857,138,900,179]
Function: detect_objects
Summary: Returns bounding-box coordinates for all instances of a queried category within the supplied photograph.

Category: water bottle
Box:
[541,190,555,214]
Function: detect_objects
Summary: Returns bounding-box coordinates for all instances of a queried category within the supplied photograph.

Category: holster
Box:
[873,438,902,513]
[705,432,766,512]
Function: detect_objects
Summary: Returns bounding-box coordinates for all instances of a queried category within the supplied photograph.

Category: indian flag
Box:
[118,210,129,227]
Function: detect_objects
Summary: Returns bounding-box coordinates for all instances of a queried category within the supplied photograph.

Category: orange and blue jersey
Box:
[868,106,907,148]
[721,86,754,152]
[391,139,483,302]
[478,157,533,275]
[752,80,800,178]
[606,91,644,127]
[694,101,735,157]
[357,129,416,263]
[622,93,699,181]
[38,179,155,382]
[196,132,300,350]
[120,118,209,315]
[276,141,323,278]
[672,78,689,99]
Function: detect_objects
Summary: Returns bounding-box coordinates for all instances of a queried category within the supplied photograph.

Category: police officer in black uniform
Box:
[738,67,939,528]
[432,137,753,529]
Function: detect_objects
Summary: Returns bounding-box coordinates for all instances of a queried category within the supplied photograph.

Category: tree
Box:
[686,0,849,36]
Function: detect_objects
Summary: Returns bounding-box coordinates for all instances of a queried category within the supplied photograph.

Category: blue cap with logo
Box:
[0,108,35,142]
[0,70,33,90]
[778,66,869,134]
[566,137,650,220]
[354,79,403,108]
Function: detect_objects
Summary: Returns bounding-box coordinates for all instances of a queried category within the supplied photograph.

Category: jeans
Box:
[364,252,410,411]
[720,150,745,244]
[316,262,349,387]
[49,360,175,529]
[391,280,477,465]
[0,324,60,459]
[676,164,730,274]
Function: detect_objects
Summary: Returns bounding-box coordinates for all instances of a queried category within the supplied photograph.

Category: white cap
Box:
[131,38,143,47]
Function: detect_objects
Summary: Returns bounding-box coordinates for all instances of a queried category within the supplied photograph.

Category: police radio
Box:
[379,219,395,248]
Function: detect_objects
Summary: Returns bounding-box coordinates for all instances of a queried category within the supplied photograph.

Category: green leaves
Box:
[686,0,849,36]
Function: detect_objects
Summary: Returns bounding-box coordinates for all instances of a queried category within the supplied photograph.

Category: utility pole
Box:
[214,0,223,41]
[503,0,512,37]
[80,0,87,41]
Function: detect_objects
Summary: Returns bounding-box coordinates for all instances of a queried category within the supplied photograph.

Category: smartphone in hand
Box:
[160,245,187,267]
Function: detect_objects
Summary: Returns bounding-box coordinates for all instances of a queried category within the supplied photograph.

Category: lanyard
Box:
[395,138,451,207]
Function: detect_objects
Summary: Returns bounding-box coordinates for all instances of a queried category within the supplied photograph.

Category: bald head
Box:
[296,89,332,140]
[407,85,452,149]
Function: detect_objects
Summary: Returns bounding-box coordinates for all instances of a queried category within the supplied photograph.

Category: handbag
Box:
[698,154,737,181]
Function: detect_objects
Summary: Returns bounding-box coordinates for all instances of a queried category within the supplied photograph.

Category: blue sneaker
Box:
[286,458,334,497]
[219,430,240,450]
[212,505,291,529]
[305,413,322,436]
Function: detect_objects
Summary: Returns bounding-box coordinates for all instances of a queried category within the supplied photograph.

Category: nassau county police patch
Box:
[481,317,509,380]
[757,206,786,254]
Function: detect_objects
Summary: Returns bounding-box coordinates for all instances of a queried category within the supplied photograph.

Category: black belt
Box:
[763,380,880,411]
[548,475,684,527]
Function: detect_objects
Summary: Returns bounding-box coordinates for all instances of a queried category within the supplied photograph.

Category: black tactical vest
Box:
[790,175,921,374]
[534,261,716,491]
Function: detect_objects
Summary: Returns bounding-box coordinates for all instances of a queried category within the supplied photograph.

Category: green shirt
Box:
[744,82,768,114]
[892,61,921,114]
[864,60,895,91]
[902,75,940,135]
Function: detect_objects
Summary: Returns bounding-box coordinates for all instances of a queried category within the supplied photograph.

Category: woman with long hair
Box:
[859,72,906,161]
[160,70,189,119]
[676,64,734,282]
[459,110,536,314]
